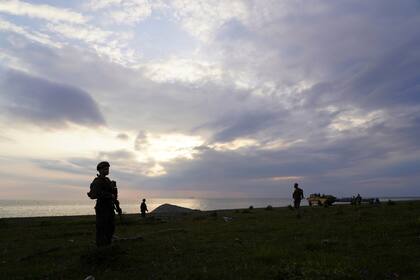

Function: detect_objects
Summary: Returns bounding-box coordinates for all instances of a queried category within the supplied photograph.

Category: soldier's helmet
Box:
[96,161,110,171]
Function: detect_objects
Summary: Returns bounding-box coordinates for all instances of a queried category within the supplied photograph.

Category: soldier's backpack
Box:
[87,181,98,199]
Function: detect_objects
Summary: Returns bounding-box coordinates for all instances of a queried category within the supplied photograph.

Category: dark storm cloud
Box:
[302,38,420,111]
[344,39,420,109]
[0,68,105,127]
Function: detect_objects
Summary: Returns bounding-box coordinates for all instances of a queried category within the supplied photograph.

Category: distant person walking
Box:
[87,161,121,246]
[140,198,148,218]
[292,183,304,209]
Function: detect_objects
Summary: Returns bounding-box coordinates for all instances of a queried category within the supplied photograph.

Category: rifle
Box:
[111,181,123,221]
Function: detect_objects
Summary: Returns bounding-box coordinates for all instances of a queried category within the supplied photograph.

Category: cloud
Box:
[47,23,112,44]
[0,0,86,23]
[46,22,138,66]
[116,133,129,140]
[209,110,285,142]
[0,17,62,48]
[172,0,249,41]
[1,1,420,198]
[142,57,223,84]
[0,68,105,127]
[86,0,158,25]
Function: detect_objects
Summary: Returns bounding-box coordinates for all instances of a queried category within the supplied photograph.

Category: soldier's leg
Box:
[95,208,107,246]
[104,208,115,245]
[109,210,115,240]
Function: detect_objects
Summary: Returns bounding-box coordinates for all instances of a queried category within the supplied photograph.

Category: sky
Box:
[0,0,419,200]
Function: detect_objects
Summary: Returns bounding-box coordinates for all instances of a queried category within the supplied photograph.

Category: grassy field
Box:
[1,201,420,279]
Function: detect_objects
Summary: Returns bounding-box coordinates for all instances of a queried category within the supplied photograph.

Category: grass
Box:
[1,201,420,279]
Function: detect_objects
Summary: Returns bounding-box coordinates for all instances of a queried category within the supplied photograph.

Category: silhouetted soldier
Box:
[140,198,148,218]
[292,183,304,209]
[87,161,121,246]
[356,193,362,205]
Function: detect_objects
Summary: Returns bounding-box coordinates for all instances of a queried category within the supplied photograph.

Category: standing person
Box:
[356,193,362,205]
[292,183,304,209]
[87,161,119,246]
[140,198,148,218]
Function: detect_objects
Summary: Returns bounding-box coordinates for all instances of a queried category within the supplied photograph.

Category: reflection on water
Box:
[0,197,419,218]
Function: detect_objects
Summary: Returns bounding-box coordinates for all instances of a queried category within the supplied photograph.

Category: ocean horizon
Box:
[1,196,420,218]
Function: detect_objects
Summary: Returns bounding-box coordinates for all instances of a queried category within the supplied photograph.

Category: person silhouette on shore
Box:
[292,183,304,209]
[140,198,148,218]
[356,193,362,205]
[87,161,118,246]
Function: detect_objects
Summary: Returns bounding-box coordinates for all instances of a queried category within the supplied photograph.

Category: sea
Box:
[1,197,419,218]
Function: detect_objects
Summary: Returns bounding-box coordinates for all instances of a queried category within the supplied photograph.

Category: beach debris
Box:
[223,216,233,222]
[68,239,74,243]
[84,276,95,280]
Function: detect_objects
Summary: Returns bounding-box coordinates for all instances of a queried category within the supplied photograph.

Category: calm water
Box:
[0,197,419,218]
[0,198,296,218]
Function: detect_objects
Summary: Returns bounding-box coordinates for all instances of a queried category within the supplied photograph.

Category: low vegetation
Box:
[1,201,420,279]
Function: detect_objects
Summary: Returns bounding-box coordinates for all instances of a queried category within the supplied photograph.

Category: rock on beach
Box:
[151,203,197,216]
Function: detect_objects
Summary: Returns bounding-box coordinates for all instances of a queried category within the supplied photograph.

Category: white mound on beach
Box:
[151,203,196,214]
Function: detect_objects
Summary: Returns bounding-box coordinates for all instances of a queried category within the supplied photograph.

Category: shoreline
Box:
[1,198,419,220]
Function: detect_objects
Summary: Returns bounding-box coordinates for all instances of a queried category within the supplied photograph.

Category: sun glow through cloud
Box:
[135,132,204,163]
